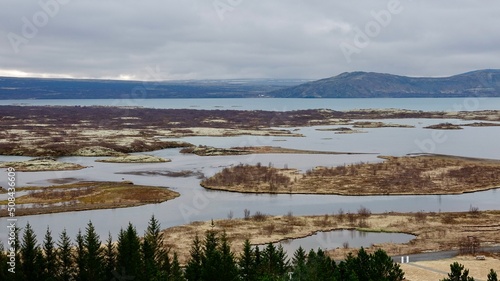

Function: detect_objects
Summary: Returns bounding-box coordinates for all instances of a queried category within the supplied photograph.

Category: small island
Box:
[0,181,179,216]
[316,127,367,134]
[180,145,365,156]
[0,157,86,172]
[424,122,463,130]
[460,122,500,127]
[201,155,500,195]
[352,121,414,128]
[96,154,170,163]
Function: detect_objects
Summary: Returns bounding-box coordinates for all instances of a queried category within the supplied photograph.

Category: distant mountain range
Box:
[269,69,500,98]
[1,70,499,99]
[0,77,306,99]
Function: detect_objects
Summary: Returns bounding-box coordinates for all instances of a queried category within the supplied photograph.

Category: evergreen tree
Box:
[20,223,43,281]
[353,247,370,281]
[441,262,475,281]
[304,249,336,281]
[292,246,306,266]
[116,223,142,279]
[42,227,57,281]
[254,245,262,276]
[290,247,307,281]
[170,252,185,281]
[185,234,203,281]
[57,229,74,281]
[260,243,289,280]
[218,232,238,281]
[200,230,221,281]
[143,215,170,280]
[239,239,257,281]
[82,222,105,281]
[371,249,404,281]
[142,238,158,281]
[488,269,498,281]
[337,258,359,281]
[74,230,85,281]
[338,248,403,281]
[275,244,289,277]
[159,250,172,279]
[103,233,116,281]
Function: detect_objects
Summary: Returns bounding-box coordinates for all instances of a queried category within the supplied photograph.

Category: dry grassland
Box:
[0,181,179,216]
[161,211,500,265]
[202,155,500,195]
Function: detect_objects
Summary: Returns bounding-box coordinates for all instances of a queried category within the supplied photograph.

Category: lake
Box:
[1,98,499,248]
[2,97,500,111]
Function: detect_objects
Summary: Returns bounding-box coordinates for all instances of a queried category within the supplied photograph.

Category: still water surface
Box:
[262,230,416,256]
[2,97,500,111]
[1,98,499,249]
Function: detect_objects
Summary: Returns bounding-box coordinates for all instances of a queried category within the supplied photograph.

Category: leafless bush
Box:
[347,213,357,225]
[357,206,371,219]
[227,210,233,220]
[285,211,294,223]
[277,225,293,235]
[468,205,480,217]
[337,208,345,222]
[253,211,267,222]
[415,211,427,224]
[459,236,481,255]
[357,218,369,228]
[243,209,251,220]
[263,223,275,236]
[322,214,329,226]
[441,214,456,224]
[201,164,291,190]
[343,242,349,249]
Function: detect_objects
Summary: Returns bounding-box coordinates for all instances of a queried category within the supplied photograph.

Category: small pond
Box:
[261,230,415,256]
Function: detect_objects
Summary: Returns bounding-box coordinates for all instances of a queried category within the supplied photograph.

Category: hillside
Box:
[269,69,500,98]
[0,77,304,99]
[2,70,500,99]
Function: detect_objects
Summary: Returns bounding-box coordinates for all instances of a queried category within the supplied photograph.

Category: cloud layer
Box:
[1,0,499,80]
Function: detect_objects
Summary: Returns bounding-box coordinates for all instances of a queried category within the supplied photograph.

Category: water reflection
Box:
[262,230,415,256]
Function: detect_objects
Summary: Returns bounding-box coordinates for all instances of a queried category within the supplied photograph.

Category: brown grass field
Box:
[161,211,500,265]
[1,105,500,156]
[0,181,179,216]
[201,155,500,195]
[180,145,369,156]
[0,158,86,172]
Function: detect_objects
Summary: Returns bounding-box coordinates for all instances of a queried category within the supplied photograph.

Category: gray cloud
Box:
[1,0,500,80]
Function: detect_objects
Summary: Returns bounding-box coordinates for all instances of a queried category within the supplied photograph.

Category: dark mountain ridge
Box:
[0,77,305,99]
[1,70,499,99]
[269,69,500,98]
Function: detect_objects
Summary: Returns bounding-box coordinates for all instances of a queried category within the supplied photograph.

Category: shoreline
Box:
[1,105,500,157]
[201,155,500,196]
[0,181,180,217]
[160,211,500,264]
[201,183,500,196]
[180,145,375,156]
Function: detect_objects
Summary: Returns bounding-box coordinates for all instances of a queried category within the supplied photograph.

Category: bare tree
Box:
[243,209,251,220]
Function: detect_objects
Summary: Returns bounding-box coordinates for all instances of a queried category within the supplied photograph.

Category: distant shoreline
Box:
[0,105,499,157]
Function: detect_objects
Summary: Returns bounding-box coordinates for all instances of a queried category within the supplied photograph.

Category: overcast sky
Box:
[1,0,499,81]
